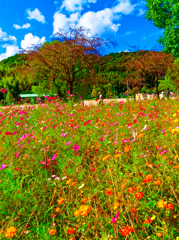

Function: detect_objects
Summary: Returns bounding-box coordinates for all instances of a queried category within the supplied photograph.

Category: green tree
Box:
[145,0,179,58]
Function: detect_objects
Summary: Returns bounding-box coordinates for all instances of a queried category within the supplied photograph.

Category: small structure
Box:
[136,93,145,100]
[18,94,57,99]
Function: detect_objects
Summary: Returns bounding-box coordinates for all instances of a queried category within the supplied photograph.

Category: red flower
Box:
[135,192,143,199]
[5,131,11,135]
[119,226,134,236]
[165,203,174,210]
[143,218,152,224]
[106,188,113,196]
[67,228,75,234]
[128,187,136,194]
[131,208,137,213]
[81,197,88,204]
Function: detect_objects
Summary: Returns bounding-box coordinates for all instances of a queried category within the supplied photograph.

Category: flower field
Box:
[0,97,179,239]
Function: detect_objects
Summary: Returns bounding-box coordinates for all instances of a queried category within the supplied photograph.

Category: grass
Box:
[0,95,179,239]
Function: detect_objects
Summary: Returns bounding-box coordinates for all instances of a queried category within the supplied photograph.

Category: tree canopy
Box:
[144,0,179,58]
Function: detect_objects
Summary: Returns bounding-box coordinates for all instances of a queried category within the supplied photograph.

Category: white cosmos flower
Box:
[62,176,67,180]
[78,183,84,189]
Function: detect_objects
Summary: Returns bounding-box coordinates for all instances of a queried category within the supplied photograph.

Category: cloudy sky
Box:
[0,0,164,61]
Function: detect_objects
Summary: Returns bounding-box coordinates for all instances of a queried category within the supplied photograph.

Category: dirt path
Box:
[0,98,131,110]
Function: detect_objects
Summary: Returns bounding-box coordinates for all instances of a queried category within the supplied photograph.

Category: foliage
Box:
[120,50,175,97]
[144,0,179,58]
[18,27,117,96]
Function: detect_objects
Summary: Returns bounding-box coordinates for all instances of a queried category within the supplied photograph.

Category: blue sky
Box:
[0,0,165,61]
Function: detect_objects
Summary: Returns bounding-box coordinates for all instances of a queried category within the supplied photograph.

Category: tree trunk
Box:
[68,83,73,95]
[154,75,159,98]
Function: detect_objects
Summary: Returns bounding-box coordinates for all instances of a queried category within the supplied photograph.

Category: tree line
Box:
[0,25,179,103]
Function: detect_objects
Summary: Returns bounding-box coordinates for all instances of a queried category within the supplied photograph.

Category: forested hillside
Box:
[0,46,178,103]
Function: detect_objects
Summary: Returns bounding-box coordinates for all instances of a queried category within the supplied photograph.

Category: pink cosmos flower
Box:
[162,129,166,133]
[111,212,119,223]
[160,150,167,154]
[66,141,72,145]
[98,137,104,141]
[40,161,46,164]
[67,90,70,93]
[51,154,58,160]
[0,164,6,170]
[72,144,80,151]
[61,133,67,137]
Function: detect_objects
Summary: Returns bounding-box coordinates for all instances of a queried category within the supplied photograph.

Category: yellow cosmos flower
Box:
[113,202,120,210]
[157,200,167,208]
[4,226,17,239]
[74,210,80,217]
[102,154,111,161]
[55,207,61,213]
[66,179,72,185]
[156,233,162,237]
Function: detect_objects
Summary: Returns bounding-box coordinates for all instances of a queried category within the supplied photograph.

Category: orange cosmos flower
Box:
[143,218,152,224]
[58,198,65,205]
[106,188,113,196]
[154,180,161,185]
[156,233,162,237]
[157,200,167,208]
[72,181,76,186]
[113,202,120,210]
[55,207,61,213]
[81,197,89,204]
[67,228,75,234]
[120,184,126,190]
[128,187,136,194]
[4,226,17,239]
[119,226,134,236]
[143,174,153,183]
[135,192,143,199]
[66,179,72,185]
[131,208,137,213]
[74,210,80,217]
[78,205,90,217]
[124,146,132,152]
[165,203,174,210]
[48,229,56,235]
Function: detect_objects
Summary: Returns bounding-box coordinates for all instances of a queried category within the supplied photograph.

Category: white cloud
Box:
[78,8,121,36]
[0,46,20,62]
[53,12,80,34]
[125,31,135,35]
[0,28,17,48]
[60,0,97,12]
[113,0,137,15]
[118,49,130,52]
[26,8,45,23]
[21,33,46,50]
[53,0,138,37]
[53,8,122,36]
[13,23,31,29]
[138,9,145,16]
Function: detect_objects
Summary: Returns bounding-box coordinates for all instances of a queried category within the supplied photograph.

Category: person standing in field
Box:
[99,92,103,105]
[165,88,170,99]
[160,90,164,99]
